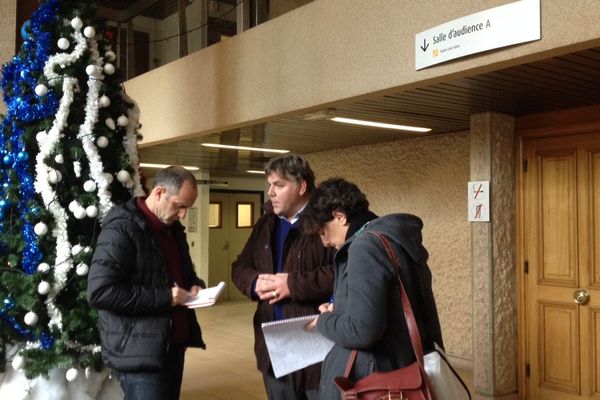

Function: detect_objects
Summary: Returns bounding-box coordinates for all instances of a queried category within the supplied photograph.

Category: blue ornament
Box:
[2,155,10,164]
[3,298,15,310]
[17,151,29,161]
[20,20,31,40]
[0,199,7,208]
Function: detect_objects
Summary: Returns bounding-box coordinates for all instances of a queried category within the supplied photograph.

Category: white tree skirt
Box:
[0,367,123,400]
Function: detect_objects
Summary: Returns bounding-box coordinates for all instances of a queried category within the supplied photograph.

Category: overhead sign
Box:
[415,0,540,70]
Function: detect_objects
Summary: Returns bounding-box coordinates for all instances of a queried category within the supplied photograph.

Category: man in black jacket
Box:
[88,166,205,400]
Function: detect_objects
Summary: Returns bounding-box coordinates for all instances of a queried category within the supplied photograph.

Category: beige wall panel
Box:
[306,131,472,361]
[124,0,600,146]
[0,0,16,115]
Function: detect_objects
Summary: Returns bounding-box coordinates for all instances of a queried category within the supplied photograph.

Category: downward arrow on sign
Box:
[420,39,429,52]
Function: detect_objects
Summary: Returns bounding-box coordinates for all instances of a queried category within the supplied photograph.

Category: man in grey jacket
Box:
[88,166,205,400]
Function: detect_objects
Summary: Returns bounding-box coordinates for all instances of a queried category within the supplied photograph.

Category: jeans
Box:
[117,345,186,400]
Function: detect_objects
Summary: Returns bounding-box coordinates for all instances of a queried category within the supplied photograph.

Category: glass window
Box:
[236,202,253,228]
[209,202,222,228]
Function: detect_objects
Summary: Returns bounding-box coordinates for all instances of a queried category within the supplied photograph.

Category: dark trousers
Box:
[117,344,186,400]
[263,372,318,400]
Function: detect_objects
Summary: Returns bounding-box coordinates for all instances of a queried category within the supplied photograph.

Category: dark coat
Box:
[231,201,335,391]
[87,198,205,372]
[316,214,444,399]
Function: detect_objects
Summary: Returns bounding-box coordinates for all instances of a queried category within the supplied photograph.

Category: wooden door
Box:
[208,191,262,301]
[524,131,600,399]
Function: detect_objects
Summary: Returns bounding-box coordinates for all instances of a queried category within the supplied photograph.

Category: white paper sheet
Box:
[261,314,335,378]
[183,281,226,308]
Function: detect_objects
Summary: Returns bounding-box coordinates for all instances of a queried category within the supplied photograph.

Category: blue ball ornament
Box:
[3,298,15,310]
[0,199,7,208]
[2,155,10,165]
[17,151,29,161]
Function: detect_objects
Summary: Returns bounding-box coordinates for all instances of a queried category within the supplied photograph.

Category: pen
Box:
[329,295,334,304]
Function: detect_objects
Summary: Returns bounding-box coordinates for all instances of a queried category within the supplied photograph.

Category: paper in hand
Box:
[183,281,226,308]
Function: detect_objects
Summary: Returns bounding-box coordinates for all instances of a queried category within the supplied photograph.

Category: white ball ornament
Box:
[34,222,48,236]
[57,37,70,50]
[105,50,116,62]
[86,205,98,218]
[103,172,114,184]
[103,63,115,75]
[71,17,83,30]
[85,65,98,77]
[12,355,25,370]
[66,368,79,382]
[83,26,96,39]
[74,207,87,220]
[83,180,97,192]
[68,200,79,213]
[37,262,50,273]
[105,118,116,130]
[48,169,61,184]
[96,136,109,148]
[37,281,51,295]
[116,170,131,183]
[54,154,64,164]
[71,244,83,256]
[35,84,48,96]
[24,311,38,326]
[125,179,134,189]
[76,263,89,276]
[117,115,129,127]
[36,131,47,142]
[98,95,110,108]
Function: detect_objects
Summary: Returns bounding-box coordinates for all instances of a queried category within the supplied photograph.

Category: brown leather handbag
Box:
[333,232,437,400]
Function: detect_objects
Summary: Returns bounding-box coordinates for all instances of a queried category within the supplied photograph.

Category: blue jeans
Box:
[117,345,185,400]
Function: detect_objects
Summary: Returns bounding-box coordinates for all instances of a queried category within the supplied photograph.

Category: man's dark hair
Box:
[302,178,369,234]
[152,166,196,195]
[264,154,315,193]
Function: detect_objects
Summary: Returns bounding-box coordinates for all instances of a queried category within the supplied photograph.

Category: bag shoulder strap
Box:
[368,231,424,365]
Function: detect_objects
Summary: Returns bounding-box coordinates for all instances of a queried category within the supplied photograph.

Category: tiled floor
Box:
[181,300,473,399]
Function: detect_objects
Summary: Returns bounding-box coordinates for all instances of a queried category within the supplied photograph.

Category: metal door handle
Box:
[573,289,590,305]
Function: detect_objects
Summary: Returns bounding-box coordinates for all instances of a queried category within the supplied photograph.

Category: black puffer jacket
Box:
[87,198,205,372]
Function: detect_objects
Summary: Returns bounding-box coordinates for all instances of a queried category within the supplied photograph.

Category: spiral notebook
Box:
[261,314,335,378]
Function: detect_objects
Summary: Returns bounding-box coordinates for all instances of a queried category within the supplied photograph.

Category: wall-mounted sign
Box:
[468,181,489,222]
[415,0,540,70]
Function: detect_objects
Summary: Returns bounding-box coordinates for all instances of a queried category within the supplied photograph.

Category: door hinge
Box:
[523,159,528,172]
[526,363,530,377]
[524,261,529,274]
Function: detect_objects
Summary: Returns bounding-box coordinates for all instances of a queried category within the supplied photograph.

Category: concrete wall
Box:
[306,130,472,363]
[124,0,600,146]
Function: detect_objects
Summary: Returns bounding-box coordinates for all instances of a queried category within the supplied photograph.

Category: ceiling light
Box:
[246,170,266,174]
[201,143,289,153]
[330,117,431,133]
[139,162,199,171]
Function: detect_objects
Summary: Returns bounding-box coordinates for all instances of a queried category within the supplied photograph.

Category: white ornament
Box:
[12,355,24,370]
[36,131,47,142]
[103,63,115,75]
[57,38,70,50]
[37,262,50,273]
[68,200,79,213]
[71,17,83,30]
[85,65,98,77]
[117,115,129,127]
[84,246,93,254]
[116,170,131,183]
[86,205,98,218]
[105,118,116,130]
[85,366,92,379]
[35,84,48,96]
[125,179,134,189]
[74,207,87,220]
[66,368,79,382]
[71,244,83,256]
[76,263,89,276]
[98,95,110,108]
[96,136,109,148]
[54,154,64,164]
[105,50,116,62]
[24,311,38,326]
[34,222,48,236]
[37,281,51,295]
[83,180,97,192]
[48,169,59,184]
[103,172,114,184]
[73,160,82,178]
[83,26,96,39]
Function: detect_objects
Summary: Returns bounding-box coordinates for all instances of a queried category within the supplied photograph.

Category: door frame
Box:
[515,104,600,399]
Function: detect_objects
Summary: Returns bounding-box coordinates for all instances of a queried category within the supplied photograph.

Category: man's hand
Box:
[255,273,289,304]
[171,285,192,306]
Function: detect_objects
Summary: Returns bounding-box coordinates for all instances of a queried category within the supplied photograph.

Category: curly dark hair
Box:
[264,154,316,193]
[302,178,369,234]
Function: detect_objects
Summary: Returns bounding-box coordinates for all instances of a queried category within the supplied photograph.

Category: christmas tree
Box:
[0,0,143,388]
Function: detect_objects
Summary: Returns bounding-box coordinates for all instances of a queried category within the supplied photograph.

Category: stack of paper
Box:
[183,281,226,308]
